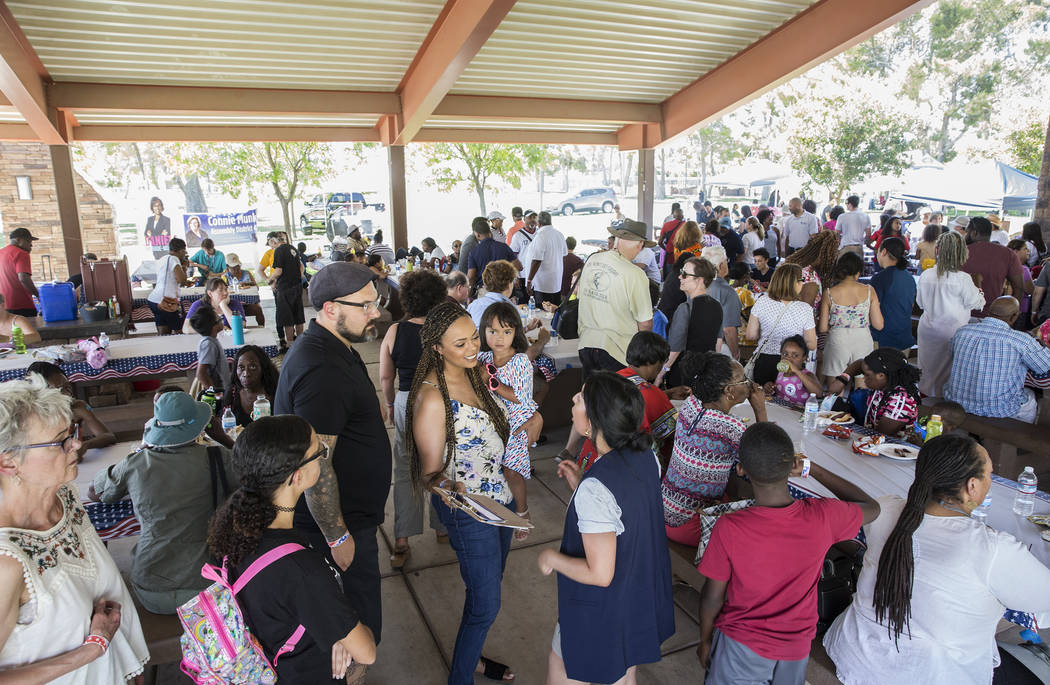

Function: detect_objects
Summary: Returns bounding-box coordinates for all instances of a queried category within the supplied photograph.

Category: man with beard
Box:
[273,262,392,662]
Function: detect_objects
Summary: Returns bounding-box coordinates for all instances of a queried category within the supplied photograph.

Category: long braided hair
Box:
[406,301,510,489]
[207,415,313,567]
[864,348,921,418]
[785,230,839,285]
[872,434,985,644]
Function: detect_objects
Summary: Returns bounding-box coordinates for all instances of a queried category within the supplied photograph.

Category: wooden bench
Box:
[668,540,705,594]
[919,401,1050,478]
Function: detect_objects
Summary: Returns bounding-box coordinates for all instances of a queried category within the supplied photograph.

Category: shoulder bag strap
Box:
[231,542,306,595]
[207,446,230,509]
[744,297,790,379]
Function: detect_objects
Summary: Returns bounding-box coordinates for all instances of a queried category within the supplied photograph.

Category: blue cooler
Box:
[39,282,77,322]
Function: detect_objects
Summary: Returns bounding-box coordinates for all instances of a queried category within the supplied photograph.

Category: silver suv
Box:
[549,187,617,216]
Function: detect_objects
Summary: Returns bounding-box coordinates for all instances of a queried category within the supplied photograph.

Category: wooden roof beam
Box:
[433,95,661,125]
[49,82,400,116]
[0,1,62,143]
[413,128,616,146]
[72,125,381,143]
[660,0,933,142]
[392,0,517,145]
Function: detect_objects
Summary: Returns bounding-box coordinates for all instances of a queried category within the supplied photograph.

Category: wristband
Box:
[837,374,850,385]
[84,634,109,653]
[661,365,671,373]
[800,458,812,478]
[327,532,350,548]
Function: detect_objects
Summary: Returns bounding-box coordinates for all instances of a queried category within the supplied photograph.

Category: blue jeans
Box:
[432,494,514,685]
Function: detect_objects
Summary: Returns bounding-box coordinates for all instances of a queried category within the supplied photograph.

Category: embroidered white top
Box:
[0,484,149,683]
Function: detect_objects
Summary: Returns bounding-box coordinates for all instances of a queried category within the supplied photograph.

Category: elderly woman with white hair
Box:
[700,244,743,360]
[0,375,148,683]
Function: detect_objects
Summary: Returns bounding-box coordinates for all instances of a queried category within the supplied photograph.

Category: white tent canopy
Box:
[888,159,1037,212]
[707,160,802,188]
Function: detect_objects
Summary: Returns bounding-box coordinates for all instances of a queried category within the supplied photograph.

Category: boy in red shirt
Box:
[697,422,879,684]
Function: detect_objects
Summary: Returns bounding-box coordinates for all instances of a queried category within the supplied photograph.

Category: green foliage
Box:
[789,101,912,200]
[421,143,547,215]
[1005,117,1048,175]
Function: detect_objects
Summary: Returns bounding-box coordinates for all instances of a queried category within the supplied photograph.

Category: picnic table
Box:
[0,327,278,383]
[34,313,130,342]
[130,285,261,322]
[75,441,143,541]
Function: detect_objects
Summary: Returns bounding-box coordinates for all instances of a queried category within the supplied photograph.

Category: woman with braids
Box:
[915,231,985,397]
[538,371,674,685]
[870,236,917,351]
[824,435,1050,684]
[407,300,537,684]
[661,351,767,546]
[221,344,280,428]
[784,230,839,309]
[829,348,921,436]
[207,415,376,683]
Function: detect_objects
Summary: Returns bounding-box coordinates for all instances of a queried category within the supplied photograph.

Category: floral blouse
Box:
[445,399,512,504]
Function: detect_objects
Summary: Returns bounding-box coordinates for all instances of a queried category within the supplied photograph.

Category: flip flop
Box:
[477,656,515,682]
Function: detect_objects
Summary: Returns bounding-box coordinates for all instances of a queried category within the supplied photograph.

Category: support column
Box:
[49,145,83,276]
[636,148,655,237]
[388,145,408,252]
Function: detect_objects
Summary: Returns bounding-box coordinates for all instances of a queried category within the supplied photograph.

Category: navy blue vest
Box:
[557,447,675,682]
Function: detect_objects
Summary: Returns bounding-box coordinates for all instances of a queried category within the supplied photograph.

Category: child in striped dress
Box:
[478,301,539,540]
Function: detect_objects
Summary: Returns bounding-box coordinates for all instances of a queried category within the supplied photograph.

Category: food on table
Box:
[1028,514,1050,529]
[852,435,885,456]
[822,423,852,440]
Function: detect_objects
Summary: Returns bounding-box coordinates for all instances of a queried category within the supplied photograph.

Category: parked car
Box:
[547,187,617,216]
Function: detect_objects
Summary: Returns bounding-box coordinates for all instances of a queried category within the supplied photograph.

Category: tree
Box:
[789,101,912,201]
[73,142,208,212]
[1005,117,1047,175]
[420,143,545,215]
[846,0,1050,162]
[1036,113,1050,247]
[178,143,337,233]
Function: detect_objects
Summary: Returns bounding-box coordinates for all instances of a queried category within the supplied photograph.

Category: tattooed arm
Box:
[306,433,355,570]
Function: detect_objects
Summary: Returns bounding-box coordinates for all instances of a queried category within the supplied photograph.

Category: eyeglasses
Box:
[20,424,79,453]
[332,299,381,314]
[725,379,751,391]
[290,442,329,484]
[679,272,699,280]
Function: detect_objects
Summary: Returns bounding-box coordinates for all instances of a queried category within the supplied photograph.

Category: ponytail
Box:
[208,489,277,567]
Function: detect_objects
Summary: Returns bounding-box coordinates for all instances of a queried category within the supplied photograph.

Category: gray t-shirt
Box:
[707,277,742,328]
[197,336,230,391]
[1036,267,1050,321]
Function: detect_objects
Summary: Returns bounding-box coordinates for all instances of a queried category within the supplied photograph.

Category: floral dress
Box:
[444,398,512,505]
[478,351,536,478]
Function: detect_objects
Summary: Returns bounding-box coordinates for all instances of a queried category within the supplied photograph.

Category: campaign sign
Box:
[182,210,258,248]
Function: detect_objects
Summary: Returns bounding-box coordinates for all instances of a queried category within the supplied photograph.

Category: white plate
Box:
[875,443,920,461]
[818,411,854,426]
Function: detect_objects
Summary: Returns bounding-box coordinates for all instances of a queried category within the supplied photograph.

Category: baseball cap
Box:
[9,228,37,241]
[523,209,537,218]
[951,216,970,229]
[487,211,505,221]
[308,262,376,309]
[225,253,241,267]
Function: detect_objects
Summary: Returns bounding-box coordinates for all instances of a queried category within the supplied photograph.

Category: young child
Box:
[728,262,756,315]
[190,305,230,399]
[697,422,879,684]
[479,301,539,540]
[763,335,824,406]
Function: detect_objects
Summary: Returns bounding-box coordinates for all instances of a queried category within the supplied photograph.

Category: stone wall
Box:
[0,142,116,281]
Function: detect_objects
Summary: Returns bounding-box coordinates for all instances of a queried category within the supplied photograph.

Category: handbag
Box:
[743,295,789,381]
[159,296,180,312]
[155,256,181,312]
[554,270,583,340]
[207,446,231,509]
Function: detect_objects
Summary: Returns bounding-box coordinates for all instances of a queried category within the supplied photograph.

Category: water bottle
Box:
[925,414,942,442]
[1013,466,1037,517]
[972,494,992,522]
[550,325,558,343]
[520,305,528,326]
[230,314,245,346]
[803,395,820,432]
[98,332,110,348]
[252,394,271,421]
[111,296,121,316]
[528,295,536,317]
[11,326,25,354]
[221,406,236,437]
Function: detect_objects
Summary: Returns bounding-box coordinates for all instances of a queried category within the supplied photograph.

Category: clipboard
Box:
[431,487,534,530]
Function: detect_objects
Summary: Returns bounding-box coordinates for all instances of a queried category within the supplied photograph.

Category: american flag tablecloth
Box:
[83,499,140,541]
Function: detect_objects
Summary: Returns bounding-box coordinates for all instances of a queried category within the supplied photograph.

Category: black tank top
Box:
[391,321,423,392]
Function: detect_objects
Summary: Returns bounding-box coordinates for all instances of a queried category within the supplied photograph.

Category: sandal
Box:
[513,509,532,542]
[477,656,515,682]
[389,543,410,569]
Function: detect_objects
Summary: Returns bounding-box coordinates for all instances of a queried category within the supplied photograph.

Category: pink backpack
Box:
[178,543,305,684]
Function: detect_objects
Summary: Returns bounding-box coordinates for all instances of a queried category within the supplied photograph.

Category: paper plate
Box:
[818,410,854,426]
[875,443,920,461]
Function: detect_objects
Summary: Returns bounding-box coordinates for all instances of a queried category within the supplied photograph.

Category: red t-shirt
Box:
[659,219,685,257]
[0,245,33,310]
[697,497,862,660]
[871,230,909,252]
[962,240,1025,316]
[576,367,676,470]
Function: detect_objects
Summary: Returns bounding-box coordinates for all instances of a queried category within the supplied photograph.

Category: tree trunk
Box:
[131,143,148,186]
[181,174,207,213]
[1037,113,1050,248]
[472,173,487,216]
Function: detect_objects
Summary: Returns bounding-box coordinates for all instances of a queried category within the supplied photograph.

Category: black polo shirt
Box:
[274,320,391,532]
[271,243,302,291]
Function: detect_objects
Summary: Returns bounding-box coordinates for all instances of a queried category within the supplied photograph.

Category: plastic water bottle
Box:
[252,394,271,421]
[1013,466,1038,516]
[11,325,25,354]
[98,332,110,348]
[550,325,558,343]
[221,406,236,437]
[803,395,820,432]
[528,296,536,317]
[972,494,992,522]
[925,414,942,442]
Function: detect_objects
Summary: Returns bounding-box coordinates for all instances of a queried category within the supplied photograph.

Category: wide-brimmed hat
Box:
[144,391,212,447]
[607,218,657,247]
[986,213,1002,227]
[226,253,241,268]
[951,216,970,229]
